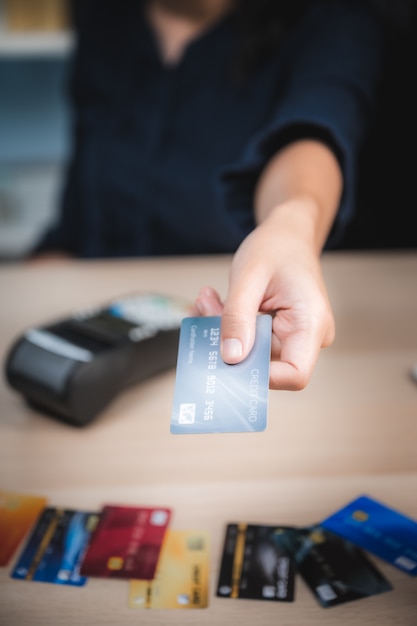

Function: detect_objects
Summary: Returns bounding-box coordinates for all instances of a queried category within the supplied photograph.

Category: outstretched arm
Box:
[195,138,342,390]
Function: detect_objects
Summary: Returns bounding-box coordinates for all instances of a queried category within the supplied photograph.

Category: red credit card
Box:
[79,505,171,580]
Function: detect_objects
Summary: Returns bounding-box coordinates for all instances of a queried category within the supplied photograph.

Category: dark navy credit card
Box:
[278,525,392,607]
[216,523,296,602]
[11,507,99,586]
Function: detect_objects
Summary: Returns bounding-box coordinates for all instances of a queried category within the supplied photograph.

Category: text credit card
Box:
[170,315,272,434]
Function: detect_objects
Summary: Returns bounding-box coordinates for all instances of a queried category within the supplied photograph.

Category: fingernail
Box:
[222,338,243,361]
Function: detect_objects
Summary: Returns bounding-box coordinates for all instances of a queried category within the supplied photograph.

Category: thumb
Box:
[220,286,264,364]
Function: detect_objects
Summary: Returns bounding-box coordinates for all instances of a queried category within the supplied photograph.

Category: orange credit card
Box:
[0,490,47,566]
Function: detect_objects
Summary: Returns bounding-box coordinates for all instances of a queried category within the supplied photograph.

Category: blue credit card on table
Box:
[321,495,417,576]
[11,507,100,586]
[170,315,272,434]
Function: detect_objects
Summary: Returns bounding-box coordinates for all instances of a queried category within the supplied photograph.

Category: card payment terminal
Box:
[4,293,191,426]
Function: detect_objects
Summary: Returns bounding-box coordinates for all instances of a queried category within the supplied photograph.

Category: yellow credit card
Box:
[128,529,210,609]
[0,490,47,565]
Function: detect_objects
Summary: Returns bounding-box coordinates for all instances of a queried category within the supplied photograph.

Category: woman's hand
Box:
[195,139,342,390]
[194,199,336,391]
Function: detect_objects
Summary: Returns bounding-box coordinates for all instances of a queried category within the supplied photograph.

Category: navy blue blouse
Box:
[33,0,383,258]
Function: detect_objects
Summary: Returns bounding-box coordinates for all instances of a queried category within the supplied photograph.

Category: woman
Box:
[30,0,385,390]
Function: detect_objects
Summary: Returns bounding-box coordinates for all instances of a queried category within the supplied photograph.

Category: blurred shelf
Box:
[0,30,74,57]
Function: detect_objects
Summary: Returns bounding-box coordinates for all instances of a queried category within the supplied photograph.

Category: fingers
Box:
[269,335,318,391]
[194,286,254,363]
[220,281,266,365]
[193,271,335,391]
[193,296,333,390]
[193,286,224,316]
[268,312,335,390]
[194,283,264,365]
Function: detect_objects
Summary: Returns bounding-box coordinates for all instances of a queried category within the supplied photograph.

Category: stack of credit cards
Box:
[216,495,417,608]
[2,494,417,609]
[2,492,209,609]
[216,521,392,608]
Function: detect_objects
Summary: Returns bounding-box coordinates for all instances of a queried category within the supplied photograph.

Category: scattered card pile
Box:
[1,491,209,609]
[216,495,417,609]
[2,490,416,610]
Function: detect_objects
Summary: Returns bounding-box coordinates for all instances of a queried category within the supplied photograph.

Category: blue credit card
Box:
[170,315,272,434]
[321,495,417,576]
[11,507,100,586]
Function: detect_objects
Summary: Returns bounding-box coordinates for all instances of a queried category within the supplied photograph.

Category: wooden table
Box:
[1,251,416,625]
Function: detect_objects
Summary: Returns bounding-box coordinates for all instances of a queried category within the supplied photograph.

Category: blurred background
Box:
[0,0,72,261]
[0,0,416,262]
